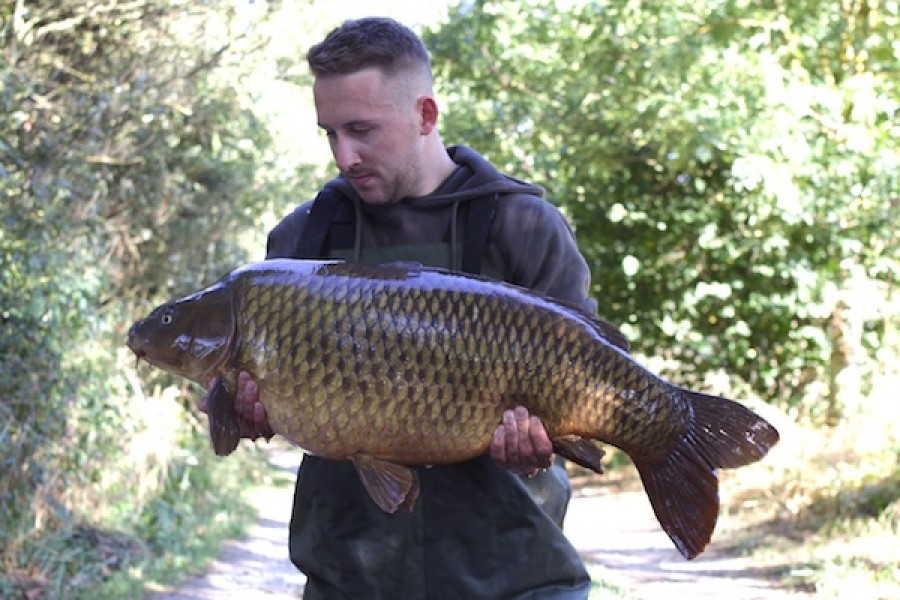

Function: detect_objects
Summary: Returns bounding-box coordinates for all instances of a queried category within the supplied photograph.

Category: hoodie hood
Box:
[322,145,544,211]
[435,145,545,202]
[267,145,555,273]
[313,145,546,270]
[266,143,594,313]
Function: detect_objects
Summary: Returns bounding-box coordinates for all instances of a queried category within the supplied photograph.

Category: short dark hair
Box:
[306,17,432,80]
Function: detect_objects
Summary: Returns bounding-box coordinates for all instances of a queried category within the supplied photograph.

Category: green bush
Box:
[427,0,899,414]
[1,1,281,595]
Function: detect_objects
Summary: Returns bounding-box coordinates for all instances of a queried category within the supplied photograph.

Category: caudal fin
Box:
[634,389,779,559]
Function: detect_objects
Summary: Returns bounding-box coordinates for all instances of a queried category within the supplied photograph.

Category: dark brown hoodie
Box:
[267,145,596,313]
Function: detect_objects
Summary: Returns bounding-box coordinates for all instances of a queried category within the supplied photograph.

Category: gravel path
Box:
[566,483,810,599]
[146,451,810,600]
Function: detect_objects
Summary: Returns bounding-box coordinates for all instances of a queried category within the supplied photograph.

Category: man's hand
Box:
[490,406,553,476]
[200,371,275,442]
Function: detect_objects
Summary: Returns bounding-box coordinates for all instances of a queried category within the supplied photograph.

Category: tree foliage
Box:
[427,0,899,412]
[0,1,284,595]
[1,0,898,594]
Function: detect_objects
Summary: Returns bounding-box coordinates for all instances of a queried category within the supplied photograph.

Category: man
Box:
[216,17,596,599]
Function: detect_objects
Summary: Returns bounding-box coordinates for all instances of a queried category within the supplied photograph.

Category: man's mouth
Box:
[348,172,375,186]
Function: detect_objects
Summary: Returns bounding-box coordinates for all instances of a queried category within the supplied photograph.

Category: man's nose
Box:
[332,137,361,172]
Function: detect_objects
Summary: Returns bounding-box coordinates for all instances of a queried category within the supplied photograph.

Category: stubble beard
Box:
[361,152,422,205]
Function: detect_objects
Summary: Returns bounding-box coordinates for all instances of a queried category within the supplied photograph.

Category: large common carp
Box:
[126,259,779,559]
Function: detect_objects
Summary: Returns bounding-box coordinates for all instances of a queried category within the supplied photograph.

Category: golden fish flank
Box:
[126,258,779,560]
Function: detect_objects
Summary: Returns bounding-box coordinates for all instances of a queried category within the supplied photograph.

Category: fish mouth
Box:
[125,334,145,366]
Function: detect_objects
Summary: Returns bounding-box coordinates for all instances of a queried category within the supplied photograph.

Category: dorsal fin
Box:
[581,312,630,353]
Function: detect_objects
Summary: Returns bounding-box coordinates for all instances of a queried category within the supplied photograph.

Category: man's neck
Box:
[418,141,458,196]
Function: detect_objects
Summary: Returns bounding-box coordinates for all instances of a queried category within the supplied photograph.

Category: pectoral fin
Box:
[553,435,605,474]
[351,455,420,513]
[207,377,240,456]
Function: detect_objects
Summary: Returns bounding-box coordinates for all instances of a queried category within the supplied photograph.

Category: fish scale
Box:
[126,258,779,559]
[255,265,691,459]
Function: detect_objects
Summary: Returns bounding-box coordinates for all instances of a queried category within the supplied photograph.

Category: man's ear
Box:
[418,96,439,135]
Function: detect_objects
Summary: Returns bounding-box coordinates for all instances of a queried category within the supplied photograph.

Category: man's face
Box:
[314,67,424,204]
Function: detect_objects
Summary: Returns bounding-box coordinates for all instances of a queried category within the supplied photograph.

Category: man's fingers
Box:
[236,372,249,404]
[237,370,252,390]
[197,371,273,444]
[503,409,521,465]
[529,416,553,468]
[234,372,259,419]
[253,402,267,428]
[491,423,507,463]
[512,406,535,463]
[253,402,274,440]
[491,407,556,475]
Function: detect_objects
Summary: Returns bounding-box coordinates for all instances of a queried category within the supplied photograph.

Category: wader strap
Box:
[461,194,499,275]
[293,190,351,258]
[296,190,498,274]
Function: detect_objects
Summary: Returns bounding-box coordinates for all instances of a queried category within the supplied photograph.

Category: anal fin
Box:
[352,455,420,513]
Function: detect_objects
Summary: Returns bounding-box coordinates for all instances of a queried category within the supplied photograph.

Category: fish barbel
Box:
[126,259,779,559]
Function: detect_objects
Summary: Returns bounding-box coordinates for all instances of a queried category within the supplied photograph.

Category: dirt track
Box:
[145,450,812,600]
[566,482,811,599]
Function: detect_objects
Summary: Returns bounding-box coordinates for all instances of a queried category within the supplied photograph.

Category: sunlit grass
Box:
[588,565,634,599]
[714,374,900,597]
[0,369,271,600]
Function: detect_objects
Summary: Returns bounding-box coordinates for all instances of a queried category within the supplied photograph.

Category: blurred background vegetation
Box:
[1,0,897,598]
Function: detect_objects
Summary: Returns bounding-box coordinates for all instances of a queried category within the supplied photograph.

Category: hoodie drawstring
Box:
[352,196,363,263]
[450,199,461,271]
